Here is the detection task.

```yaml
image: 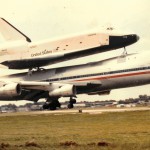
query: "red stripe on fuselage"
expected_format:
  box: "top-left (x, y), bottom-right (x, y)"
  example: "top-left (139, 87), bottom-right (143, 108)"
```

top-left (73, 70), bottom-right (150, 82)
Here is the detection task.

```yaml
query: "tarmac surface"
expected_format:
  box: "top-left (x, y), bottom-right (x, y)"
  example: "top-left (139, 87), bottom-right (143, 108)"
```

top-left (0, 107), bottom-right (150, 116)
top-left (36, 107), bottom-right (150, 114)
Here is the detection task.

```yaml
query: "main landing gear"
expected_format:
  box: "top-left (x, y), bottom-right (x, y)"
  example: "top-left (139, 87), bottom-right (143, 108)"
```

top-left (42, 97), bottom-right (77, 110)
top-left (67, 97), bottom-right (76, 109)
top-left (43, 97), bottom-right (61, 110)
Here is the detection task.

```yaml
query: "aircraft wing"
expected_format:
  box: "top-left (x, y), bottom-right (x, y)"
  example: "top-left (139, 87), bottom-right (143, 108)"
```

top-left (19, 81), bottom-right (102, 99)
top-left (0, 45), bottom-right (111, 69)
top-left (19, 81), bottom-right (102, 90)
top-left (0, 79), bottom-right (102, 101)
top-left (1, 53), bottom-right (64, 69)
top-left (0, 80), bottom-right (57, 101)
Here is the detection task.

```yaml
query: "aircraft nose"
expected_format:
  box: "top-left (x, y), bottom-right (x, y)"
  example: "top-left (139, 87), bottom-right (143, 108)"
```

top-left (108, 33), bottom-right (139, 50)
top-left (129, 34), bottom-right (140, 42)
top-left (136, 35), bottom-right (140, 41)
top-left (123, 34), bottom-right (140, 45)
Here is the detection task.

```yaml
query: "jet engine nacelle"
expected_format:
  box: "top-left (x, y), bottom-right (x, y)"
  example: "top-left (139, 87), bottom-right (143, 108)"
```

top-left (0, 83), bottom-right (21, 96)
top-left (49, 84), bottom-right (76, 97)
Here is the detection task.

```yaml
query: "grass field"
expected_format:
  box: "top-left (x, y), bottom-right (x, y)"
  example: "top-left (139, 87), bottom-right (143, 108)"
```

top-left (0, 110), bottom-right (149, 150)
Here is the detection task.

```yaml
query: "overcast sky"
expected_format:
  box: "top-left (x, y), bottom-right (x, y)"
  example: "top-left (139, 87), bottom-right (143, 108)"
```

top-left (0, 0), bottom-right (150, 105)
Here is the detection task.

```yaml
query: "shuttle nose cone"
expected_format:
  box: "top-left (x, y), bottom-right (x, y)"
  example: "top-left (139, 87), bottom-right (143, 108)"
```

top-left (136, 35), bottom-right (140, 41)
top-left (108, 33), bottom-right (139, 49)
top-left (122, 34), bottom-right (140, 46)
top-left (129, 34), bottom-right (140, 42)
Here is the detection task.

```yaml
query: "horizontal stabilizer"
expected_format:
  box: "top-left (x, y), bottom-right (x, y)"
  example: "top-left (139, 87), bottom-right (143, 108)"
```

top-left (0, 18), bottom-right (31, 42)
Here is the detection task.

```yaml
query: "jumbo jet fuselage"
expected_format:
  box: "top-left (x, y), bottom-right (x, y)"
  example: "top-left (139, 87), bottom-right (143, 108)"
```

top-left (2, 51), bottom-right (150, 101)
top-left (27, 52), bottom-right (150, 94)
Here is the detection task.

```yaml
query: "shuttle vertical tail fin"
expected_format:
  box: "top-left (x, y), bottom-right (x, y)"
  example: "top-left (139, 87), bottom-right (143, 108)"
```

top-left (0, 18), bottom-right (31, 42)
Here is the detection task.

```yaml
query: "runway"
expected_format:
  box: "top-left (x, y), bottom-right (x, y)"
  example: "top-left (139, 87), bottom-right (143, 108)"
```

top-left (35, 107), bottom-right (150, 115)
top-left (24, 107), bottom-right (150, 116)
top-left (0, 107), bottom-right (149, 116)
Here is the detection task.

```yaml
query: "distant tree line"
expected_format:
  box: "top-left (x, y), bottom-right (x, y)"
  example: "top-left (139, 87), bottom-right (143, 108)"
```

top-left (118, 94), bottom-right (150, 104)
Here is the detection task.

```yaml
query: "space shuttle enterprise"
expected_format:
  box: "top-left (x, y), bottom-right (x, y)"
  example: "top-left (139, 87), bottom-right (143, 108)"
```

top-left (0, 18), bottom-right (139, 70)
top-left (0, 18), bottom-right (142, 110)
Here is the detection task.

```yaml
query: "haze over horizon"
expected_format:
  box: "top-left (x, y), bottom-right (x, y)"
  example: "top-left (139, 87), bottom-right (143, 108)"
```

top-left (0, 0), bottom-right (150, 105)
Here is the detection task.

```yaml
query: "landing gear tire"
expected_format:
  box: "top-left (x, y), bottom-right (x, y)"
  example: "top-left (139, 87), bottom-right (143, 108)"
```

top-left (43, 98), bottom-right (61, 110)
top-left (43, 103), bottom-right (50, 110)
top-left (43, 103), bottom-right (57, 110)
top-left (70, 98), bottom-right (76, 104)
top-left (49, 105), bottom-right (57, 110)
top-left (68, 103), bottom-right (73, 109)
top-left (67, 97), bottom-right (76, 109)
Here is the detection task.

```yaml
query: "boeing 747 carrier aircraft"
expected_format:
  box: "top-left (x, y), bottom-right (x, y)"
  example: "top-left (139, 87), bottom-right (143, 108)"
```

top-left (0, 18), bottom-right (138, 71)
top-left (0, 49), bottom-right (150, 110)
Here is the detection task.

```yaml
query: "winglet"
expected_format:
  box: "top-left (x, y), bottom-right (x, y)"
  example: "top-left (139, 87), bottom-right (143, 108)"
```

top-left (0, 18), bottom-right (31, 42)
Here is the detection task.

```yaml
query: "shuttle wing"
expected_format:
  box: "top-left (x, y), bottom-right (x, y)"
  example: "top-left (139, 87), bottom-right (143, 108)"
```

top-left (1, 53), bottom-right (64, 69)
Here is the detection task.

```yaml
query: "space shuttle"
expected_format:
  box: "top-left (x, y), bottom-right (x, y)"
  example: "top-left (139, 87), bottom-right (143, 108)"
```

top-left (0, 18), bottom-right (139, 70)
